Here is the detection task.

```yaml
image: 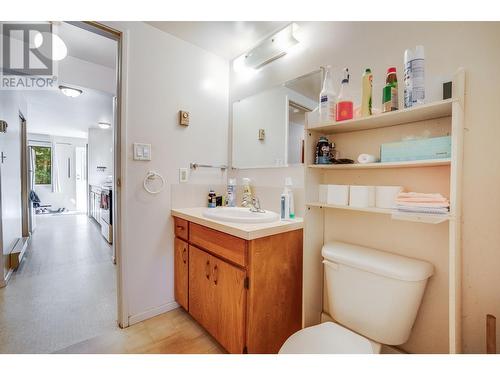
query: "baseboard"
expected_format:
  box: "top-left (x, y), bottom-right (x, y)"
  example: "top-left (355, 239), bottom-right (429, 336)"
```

top-left (128, 301), bottom-right (180, 326)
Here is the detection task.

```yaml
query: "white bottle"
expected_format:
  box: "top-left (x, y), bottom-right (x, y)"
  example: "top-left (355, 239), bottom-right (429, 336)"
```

top-left (285, 177), bottom-right (295, 219)
top-left (411, 45), bottom-right (425, 106)
top-left (227, 178), bottom-right (236, 207)
top-left (404, 48), bottom-right (413, 108)
top-left (319, 65), bottom-right (336, 123)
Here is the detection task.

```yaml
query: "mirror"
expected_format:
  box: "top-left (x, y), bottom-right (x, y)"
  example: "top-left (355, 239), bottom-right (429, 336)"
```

top-left (232, 70), bottom-right (322, 169)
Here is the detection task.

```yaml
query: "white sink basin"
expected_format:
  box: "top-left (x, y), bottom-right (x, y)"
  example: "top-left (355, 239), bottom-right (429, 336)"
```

top-left (203, 207), bottom-right (280, 224)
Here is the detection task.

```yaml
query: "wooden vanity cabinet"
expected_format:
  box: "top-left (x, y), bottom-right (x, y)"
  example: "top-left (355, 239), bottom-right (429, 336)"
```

top-left (173, 217), bottom-right (303, 354)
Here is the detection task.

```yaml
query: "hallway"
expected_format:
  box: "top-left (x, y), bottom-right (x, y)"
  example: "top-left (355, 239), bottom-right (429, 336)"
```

top-left (0, 214), bottom-right (117, 353)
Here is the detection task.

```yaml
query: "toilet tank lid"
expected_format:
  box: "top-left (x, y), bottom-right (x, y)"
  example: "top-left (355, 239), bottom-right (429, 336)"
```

top-left (322, 241), bottom-right (434, 281)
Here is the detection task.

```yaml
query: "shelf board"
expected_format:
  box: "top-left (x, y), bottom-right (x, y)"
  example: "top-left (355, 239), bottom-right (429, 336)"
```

top-left (308, 158), bottom-right (451, 170)
top-left (308, 99), bottom-right (454, 134)
top-left (306, 202), bottom-right (450, 224)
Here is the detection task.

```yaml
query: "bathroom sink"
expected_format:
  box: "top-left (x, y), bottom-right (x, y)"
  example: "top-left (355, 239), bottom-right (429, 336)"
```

top-left (203, 207), bottom-right (280, 224)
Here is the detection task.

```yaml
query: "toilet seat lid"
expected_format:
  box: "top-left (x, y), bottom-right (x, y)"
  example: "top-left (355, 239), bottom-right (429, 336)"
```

top-left (279, 322), bottom-right (378, 354)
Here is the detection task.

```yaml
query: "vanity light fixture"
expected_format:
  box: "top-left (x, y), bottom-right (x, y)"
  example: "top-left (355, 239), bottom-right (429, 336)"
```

top-left (98, 122), bottom-right (111, 129)
top-left (233, 23), bottom-right (300, 72)
top-left (59, 85), bottom-right (83, 98)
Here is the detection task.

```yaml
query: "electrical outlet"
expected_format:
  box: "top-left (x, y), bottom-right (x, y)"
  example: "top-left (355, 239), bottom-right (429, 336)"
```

top-left (179, 168), bottom-right (189, 183)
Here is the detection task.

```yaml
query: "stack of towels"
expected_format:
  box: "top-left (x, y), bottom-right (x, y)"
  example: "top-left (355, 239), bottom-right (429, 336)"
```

top-left (395, 192), bottom-right (450, 215)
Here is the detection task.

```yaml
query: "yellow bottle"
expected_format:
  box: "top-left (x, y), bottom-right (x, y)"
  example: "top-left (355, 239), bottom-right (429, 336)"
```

top-left (361, 68), bottom-right (373, 117)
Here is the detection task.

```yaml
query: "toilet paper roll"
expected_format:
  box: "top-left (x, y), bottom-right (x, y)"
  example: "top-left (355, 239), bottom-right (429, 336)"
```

top-left (357, 154), bottom-right (379, 164)
top-left (349, 186), bottom-right (375, 208)
top-left (375, 186), bottom-right (403, 209)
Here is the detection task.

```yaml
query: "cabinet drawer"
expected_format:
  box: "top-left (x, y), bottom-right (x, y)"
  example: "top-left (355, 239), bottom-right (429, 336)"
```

top-left (190, 223), bottom-right (247, 267)
top-left (174, 218), bottom-right (189, 241)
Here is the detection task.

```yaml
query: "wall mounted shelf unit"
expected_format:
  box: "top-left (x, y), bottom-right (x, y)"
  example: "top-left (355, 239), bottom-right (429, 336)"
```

top-left (303, 69), bottom-right (465, 354)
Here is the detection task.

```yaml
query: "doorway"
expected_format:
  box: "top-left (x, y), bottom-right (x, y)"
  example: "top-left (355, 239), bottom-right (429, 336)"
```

top-left (0, 21), bottom-right (124, 353)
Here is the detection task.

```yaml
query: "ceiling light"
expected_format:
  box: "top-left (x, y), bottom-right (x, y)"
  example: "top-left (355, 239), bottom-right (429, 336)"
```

top-left (233, 23), bottom-right (300, 72)
top-left (59, 85), bottom-right (82, 98)
top-left (34, 32), bottom-right (68, 61)
top-left (98, 122), bottom-right (111, 129)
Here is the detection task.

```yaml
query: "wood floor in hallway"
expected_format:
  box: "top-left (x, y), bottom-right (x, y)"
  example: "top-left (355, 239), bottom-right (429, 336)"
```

top-left (56, 307), bottom-right (225, 354)
top-left (0, 214), bottom-right (117, 353)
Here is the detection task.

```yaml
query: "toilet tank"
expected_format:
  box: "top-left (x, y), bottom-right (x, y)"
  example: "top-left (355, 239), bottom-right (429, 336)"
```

top-left (322, 241), bottom-right (434, 346)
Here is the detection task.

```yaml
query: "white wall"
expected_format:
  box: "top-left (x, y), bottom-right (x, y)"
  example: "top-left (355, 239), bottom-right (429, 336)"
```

top-left (107, 22), bottom-right (229, 323)
top-left (88, 128), bottom-right (113, 186)
top-left (229, 21), bottom-right (500, 353)
top-left (0, 91), bottom-right (26, 281)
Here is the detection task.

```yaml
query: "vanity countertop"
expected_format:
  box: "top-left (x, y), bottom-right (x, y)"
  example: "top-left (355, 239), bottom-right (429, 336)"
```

top-left (171, 207), bottom-right (303, 240)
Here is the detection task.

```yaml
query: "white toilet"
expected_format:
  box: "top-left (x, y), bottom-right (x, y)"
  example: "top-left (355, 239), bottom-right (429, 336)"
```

top-left (280, 241), bottom-right (434, 354)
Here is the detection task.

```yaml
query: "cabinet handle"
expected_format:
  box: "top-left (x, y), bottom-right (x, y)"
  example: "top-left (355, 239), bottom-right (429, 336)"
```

top-left (182, 247), bottom-right (187, 264)
top-left (176, 225), bottom-right (185, 231)
top-left (205, 260), bottom-right (210, 279)
top-left (213, 264), bottom-right (218, 285)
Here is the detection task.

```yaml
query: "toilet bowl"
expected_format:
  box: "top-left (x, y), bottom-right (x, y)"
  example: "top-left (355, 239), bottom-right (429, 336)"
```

top-left (279, 322), bottom-right (381, 354)
top-left (279, 241), bottom-right (434, 354)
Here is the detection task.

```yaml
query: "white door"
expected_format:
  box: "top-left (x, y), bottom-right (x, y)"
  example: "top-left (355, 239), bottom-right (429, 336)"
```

top-left (55, 143), bottom-right (76, 211)
top-left (75, 146), bottom-right (87, 213)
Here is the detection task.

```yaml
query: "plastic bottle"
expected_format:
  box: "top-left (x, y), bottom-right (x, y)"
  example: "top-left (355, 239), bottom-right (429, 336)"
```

top-left (241, 178), bottom-right (252, 207)
top-left (280, 184), bottom-right (290, 221)
top-left (208, 189), bottom-right (216, 208)
top-left (404, 49), bottom-right (413, 108)
top-left (382, 67), bottom-right (399, 113)
top-left (361, 68), bottom-right (373, 117)
top-left (335, 68), bottom-right (353, 121)
top-left (319, 65), bottom-right (336, 123)
top-left (227, 178), bottom-right (236, 207)
top-left (411, 45), bottom-right (425, 106)
top-left (285, 177), bottom-right (295, 219)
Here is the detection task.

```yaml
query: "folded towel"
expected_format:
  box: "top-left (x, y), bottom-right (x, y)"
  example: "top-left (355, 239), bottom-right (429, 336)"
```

top-left (396, 206), bottom-right (449, 215)
top-left (396, 197), bottom-right (449, 203)
top-left (397, 192), bottom-right (446, 199)
top-left (395, 201), bottom-right (449, 208)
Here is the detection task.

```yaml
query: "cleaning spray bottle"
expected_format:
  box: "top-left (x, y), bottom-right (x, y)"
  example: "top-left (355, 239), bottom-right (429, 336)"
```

top-left (336, 68), bottom-right (353, 121)
top-left (319, 65), bottom-right (336, 123)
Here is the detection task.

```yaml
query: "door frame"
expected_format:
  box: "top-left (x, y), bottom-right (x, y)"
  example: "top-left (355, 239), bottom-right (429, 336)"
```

top-left (67, 21), bottom-right (128, 328)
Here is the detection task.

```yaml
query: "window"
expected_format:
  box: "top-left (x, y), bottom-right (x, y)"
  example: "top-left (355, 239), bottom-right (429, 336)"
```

top-left (33, 146), bottom-right (52, 185)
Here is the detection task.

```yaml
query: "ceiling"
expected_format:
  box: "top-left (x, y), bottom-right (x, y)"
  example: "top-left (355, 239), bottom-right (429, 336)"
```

top-left (25, 87), bottom-right (114, 139)
top-left (147, 21), bottom-right (290, 60)
top-left (58, 22), bottom-right (117, 68)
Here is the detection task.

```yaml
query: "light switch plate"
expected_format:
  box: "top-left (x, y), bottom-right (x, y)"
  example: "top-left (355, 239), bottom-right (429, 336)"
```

top-left (133, 143), bottom-right (152, 161)
top-left (179, 168), bottom-right (189, 183)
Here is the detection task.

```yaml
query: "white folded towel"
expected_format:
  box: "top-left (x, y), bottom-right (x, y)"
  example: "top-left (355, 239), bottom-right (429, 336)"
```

top-left (357, 154), bottom-right (379, 164)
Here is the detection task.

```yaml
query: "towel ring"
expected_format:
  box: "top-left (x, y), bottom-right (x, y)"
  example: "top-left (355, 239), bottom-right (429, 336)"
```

top-left (143, 171), bottom-right (166, 194)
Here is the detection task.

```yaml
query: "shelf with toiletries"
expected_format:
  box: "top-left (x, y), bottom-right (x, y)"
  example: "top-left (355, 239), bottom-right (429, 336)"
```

top-left (306, 202), bottom-right (451, 224)
top-left (308, 158), bottom-right (451, 170)
top-left (304, 66), bottom-right (465, 354)
top-left (308, 98), bottom-right (453, 134)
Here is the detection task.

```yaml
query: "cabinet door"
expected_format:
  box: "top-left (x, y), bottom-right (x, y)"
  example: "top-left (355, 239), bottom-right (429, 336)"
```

top-left (189, 246), bottom-right (246, 354)
top-left (174, 238), bottom-right (189, 310)
top-left (210, 255), bottom-right (246, 354)
top-left (189, 245), bottom-right (215, 334)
